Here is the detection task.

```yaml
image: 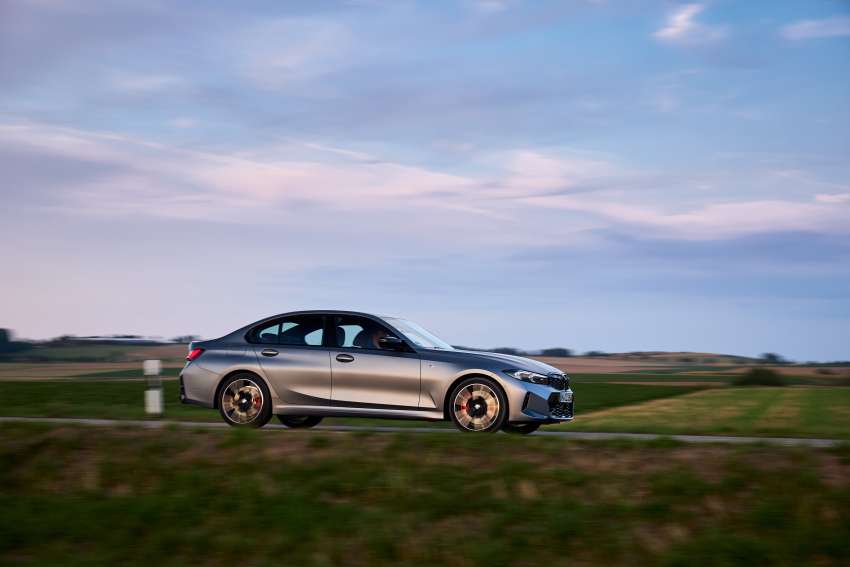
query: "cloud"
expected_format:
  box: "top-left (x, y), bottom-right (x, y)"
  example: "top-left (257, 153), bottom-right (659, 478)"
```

top-left (816, 193), bottom-right (850, 204)
top-left (654, 3), bottom-right (727, 46)
top-left (0, 122), bottom-right (479, 224)
top-left (498, 150), bottom-right (613, 193)
top-left (781, 16), bottom-right (850, 40)
top-left (520, 195), bottom-right (850, 240)
top-left (3, 122), bottom-right (849, 244)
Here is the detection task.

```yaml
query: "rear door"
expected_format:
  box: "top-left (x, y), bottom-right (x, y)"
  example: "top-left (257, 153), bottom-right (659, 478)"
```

top-left (251, 315), bottom-right (332, 406)
top-left (329, 315), bottom-right (421, 408)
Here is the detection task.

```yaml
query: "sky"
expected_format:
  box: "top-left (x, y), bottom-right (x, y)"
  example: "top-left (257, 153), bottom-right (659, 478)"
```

top-left (1, 0), bottom-right (849, 360)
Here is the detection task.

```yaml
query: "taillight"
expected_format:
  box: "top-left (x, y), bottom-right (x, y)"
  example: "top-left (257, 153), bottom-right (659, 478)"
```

top-left (186, 348), bottom-right (204, 361)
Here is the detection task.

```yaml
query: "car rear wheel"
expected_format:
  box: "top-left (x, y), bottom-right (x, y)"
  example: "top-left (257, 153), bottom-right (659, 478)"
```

top-left (502, 423), bottom-right (541, 435)
top-left (218, 374), bottom-right (272, 428)
top-left (449, 377), bottom-right (507, 433)
top-left (277, 415), bottom-right (323, 428)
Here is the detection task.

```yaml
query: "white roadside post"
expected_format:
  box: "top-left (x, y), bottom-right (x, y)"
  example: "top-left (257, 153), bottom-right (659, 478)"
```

top-left (143, 359), bottom-right (163, 417)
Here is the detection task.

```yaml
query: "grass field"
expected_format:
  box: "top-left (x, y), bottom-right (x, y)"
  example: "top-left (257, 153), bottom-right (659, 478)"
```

top-left (0, 380), bottom-right (703, 427)
top-left (1, 424), bottom-right (848, 566)
top-left (72, 367), bottom-right (184, 379)
top-left (560, 387), bottom-right (850, 439)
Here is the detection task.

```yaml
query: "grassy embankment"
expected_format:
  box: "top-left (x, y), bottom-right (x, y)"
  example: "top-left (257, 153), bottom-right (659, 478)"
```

top-left (1, 424), bottom-right (848, 566)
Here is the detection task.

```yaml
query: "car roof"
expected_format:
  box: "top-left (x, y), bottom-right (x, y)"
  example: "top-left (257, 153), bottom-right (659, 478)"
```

top-left (263, 309), bottom-right (384, 319)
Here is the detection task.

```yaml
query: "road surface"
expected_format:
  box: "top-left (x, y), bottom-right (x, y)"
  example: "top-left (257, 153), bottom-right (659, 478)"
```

top-left (0, 416), bottom-right (844, 447)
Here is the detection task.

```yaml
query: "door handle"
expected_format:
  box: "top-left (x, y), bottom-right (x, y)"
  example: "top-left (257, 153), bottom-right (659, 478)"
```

top-left (261, 349), bottom-right (279, 357)
top-left (336, 353), bottom-right (354, 363)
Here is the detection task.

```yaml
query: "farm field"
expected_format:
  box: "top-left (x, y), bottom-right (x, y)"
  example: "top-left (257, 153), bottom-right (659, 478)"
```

top-left (0, 379), bottom-right (703, 428)
top-left (3, 375), bottom-right (850, 439)
top-left (1, 349), bottom-right (849, 439)
top-left (558, 387), bottom-right (850, 439)
top-left (1, 423), bottom-right (848, 566)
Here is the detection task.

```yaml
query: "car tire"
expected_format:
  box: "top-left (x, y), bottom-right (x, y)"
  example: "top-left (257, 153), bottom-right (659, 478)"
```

top-left (502, 423), bottom-right (541, 435)
top-left (448, 377), bottom-right (508, 433)
top-left (218, 373), bottom-right (272, 428)
top-left (277, 415), bottom-right (323, 429)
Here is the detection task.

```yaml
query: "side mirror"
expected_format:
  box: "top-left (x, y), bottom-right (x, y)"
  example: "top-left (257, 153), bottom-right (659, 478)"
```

top-left (378, 335), bottom-right (405, 351)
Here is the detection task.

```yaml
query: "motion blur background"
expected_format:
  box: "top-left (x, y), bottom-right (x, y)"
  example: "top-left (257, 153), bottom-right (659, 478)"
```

top-left (1, 1), bottom-right (849, 566)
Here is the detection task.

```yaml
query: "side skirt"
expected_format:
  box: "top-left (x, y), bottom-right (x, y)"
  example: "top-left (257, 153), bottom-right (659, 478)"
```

top-left (273, 405), bottom-right (445, 421)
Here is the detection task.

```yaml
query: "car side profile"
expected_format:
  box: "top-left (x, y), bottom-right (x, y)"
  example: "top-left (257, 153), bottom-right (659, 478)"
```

top-left (180, 311), bottom-right (574, 434)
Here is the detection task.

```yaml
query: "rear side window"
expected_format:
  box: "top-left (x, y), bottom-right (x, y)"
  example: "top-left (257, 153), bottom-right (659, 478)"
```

top-left (255, 322), bottom-right (280, 344)
top-left (250, 316), bottom-right (325, 346)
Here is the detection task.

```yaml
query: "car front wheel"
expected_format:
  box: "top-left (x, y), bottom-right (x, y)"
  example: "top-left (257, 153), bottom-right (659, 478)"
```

top-left (448, 377), bottom-right (508, 433)
top-left (218, 373), bottom-right (272, 428)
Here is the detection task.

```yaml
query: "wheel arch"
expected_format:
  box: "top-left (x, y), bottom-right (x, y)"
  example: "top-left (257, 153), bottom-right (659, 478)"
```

top-left (442, 372), bottom-right (509, 421)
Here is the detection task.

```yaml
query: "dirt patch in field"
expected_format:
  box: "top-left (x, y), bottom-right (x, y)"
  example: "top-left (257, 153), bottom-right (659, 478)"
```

top-left (534, 357), bottom-right (680, 374)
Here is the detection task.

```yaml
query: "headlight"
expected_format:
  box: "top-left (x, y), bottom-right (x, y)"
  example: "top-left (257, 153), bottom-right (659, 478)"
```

top-left (504, 369), bottom-right (550, 385)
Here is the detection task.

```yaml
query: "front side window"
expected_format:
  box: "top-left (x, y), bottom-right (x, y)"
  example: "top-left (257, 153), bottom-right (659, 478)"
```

top-left (251, 315), bottom-right (325, 346)
top-left (333, 315), bottom-right (394, 350)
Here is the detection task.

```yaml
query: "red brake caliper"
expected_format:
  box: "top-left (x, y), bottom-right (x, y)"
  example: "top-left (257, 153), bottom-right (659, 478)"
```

top-left (253, 395), bottom-right (262, 409)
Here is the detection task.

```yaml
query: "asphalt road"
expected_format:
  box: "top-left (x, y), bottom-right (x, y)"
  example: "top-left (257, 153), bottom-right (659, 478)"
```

top-left (0, 416), bottom-right (844, 447)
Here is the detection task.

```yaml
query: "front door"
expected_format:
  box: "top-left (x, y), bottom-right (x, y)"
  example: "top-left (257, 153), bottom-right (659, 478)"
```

top-left (329, 315), bottom-right (421, 408)
top-left (252, 315), bottom-right (332, 406)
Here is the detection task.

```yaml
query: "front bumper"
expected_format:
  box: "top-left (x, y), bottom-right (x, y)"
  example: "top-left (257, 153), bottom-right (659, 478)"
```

top-left (516, 385), bottom-right (574, 423)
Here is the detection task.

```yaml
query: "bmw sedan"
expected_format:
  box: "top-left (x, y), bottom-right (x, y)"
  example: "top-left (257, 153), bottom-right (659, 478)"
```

top-left (180, 311), bottom-right (574, 434)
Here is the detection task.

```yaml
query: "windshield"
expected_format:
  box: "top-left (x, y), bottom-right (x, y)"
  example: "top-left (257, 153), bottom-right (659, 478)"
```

top-left (381, 317), bottom-right (455, 350)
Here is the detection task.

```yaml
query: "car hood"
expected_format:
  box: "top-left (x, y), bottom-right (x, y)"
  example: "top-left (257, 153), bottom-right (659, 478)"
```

top-left (437, 349), bottom-right (564, 375)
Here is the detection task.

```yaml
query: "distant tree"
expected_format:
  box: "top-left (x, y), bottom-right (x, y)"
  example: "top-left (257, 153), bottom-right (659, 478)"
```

top-left (491, 347), bottom-right (525, 355)
top-left (541, 348), bottom-right (572, 357)
top-left (734, 368), bottom-right (785, 386)
top-left (172, 335), bottom-right (201, 344)
top-left (584, 350), bottom-right (609, 357)
top-left (759, 352), bottom-right (786, 365)
top-left (0, 329), bottom-right (33, 355)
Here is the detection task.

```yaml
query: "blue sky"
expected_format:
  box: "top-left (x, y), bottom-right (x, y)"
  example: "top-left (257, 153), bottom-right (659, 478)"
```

top-left (1, 0), bottom-right (849, 360)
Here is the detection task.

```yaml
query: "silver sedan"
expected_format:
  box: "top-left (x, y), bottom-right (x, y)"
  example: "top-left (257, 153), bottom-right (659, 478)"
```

top-left (179, 311), bottom-right (574, 434)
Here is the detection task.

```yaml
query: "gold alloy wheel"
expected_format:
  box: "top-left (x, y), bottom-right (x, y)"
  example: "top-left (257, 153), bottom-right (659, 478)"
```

top-left (452, 383), bottom-right (501, 431)
top-left (220, 378), bottom-right (264, 424)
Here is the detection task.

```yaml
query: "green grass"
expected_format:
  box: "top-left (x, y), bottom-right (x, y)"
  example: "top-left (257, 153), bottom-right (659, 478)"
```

top-left (0, 380), bottom-right (213, 421)
top-left (4, 379), bottom-right (849, 439)
top-left (0, 343), bottom-right (154, 362)
top-left (571, 383), bottom-right (704, 412)
top-left (72, 367), bottom-right (183, 379)
top-left (573, 373), bottom-right (850, 386)
top-left (558, 387), bottom-right (850, 439)
top-left (0, 380), bottom-right (702, 428)
top-left (1, 424), bottom-right (848, 566)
